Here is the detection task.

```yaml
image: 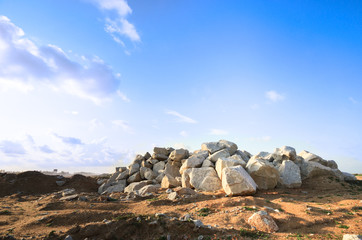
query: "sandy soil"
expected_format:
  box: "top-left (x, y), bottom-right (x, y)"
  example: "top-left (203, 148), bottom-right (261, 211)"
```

top-left (0, 172), bottom-right (361, 240)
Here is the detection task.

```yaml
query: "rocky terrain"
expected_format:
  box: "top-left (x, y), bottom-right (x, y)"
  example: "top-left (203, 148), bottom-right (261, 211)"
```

top-left (0, 140), bottom-right (361, 240)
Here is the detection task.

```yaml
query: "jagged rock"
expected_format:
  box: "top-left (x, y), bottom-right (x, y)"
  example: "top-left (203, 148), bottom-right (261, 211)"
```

top-left (152, 153), bottom-right (168, 161)
top-left (168, 192), bottom-right (178, 200)
top-left (144, 152), bottom-right (151, 160)
top-left (153, 161), bottom-right (165, 174)
top-left (174, 187), bottom-right (197, 196)
top-left (246, 158), bottom-right (279, 190)
top-left (179, 155), bottom-right (205, 174)
top-left (192, 150), bottom-right (209, 160)
top-left (250, 152), bottom-right (274, 162)
top-left (278, 160), bottom-right (302, 188)
top-left (183, 167), bottom-right (222, 192)
top-left (300, 161), bottom-right (341, 180)
top-left (201, 159), bottom-right (214, 168)
top-left (169, 149), bottom-right (189, 162)
top-left (133, 154), bottom-right (144, 164)
top-left (161, 174), bottom-right (180, 188)
top-left (229, 154), bottom-right (247, 167)
top-left (234, 150), bottom-right (250, 162)
top-left (124, 181), bottom-right (153, 193)
top-left (140, 167), bottom-right (156, 180)
top-left (342, 234), bottom-right (362, 240)
top-left (274, 146), bottom-right (297, 161)
top-left (209, 149), bottom-right (230, 163)
top-left (248, 211), bottom-right (279, 233)
top-left (221, 166), bottom-right (257, 196)
top-left (326, 160), bottom-right (338, 169)
top-left (153, 147), bottom-right (169, 156)
top-left (103, 180), bottom-right (127, 194)
top-left (218, 140), bottom-right (238, 155)
top-left (147, 158), bottom-right (159, 165)
top-left (127, 172), bottom-right (142, 183)
top-left (141, 160), bottom-right (152, 168)
top-left (298, 150), bottom-right (337, 168)
top-left (155, 172), bottom-right (165, 183)
top-left (181, 171), bottom-right (192, 188)
top-left (128, 163), bottom-right (140, 176)
top-left (215, 157), bottom-right (242, 179)
top-left (115, 170), bottom-right (129, 180)
top-left (342, 172), bottom-right (357, 181)
top-left (138, 184), bottom-right (160, 196)
top-left (201, 142), bottom-right (223, 154)
top-left (60, 194), bottom-right (79, 201)
top-left (163, 162), bottom-right (181, 178)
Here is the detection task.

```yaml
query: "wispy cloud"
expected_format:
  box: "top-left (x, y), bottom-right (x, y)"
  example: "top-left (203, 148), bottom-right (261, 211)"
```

top-left (0, 140), bottom-right (26, 155)
top-left (112, 119), bottom-right (133, 133)
top-left (0, 16), bottom-right (122, 104)
top-left (349, 97), bottom-right (358, 104)
top-left (89, 118), bottom-right (104, 130)
top-left (166, 110), bottom-right (197, 124)
top-left (90, 0), bottom-right (140, 46)
top-left (265, 90), bottom-right (285, 102)
top-left (209, 129), bottom-right (229, 135)
top-left (53, 134), bottom-right (83, 145)
top-left (117, 90), bottom-right (131, 102)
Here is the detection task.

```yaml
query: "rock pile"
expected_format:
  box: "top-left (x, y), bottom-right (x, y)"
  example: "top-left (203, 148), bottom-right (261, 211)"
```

top-left (98, 140), bottom-right (356, 196)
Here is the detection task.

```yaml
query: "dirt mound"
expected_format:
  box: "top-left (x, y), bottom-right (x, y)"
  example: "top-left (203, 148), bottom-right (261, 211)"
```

top-left (0, 171), bottom-right (98, 197)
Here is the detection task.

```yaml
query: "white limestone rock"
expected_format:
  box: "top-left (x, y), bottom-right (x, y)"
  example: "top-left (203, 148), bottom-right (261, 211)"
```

top-left (169, 149), bottom-right (189, 162)
top-left (221, 166), bottom-right (257, 196)
top-left (201, 142), bottom-right (223, 154)
top-left (278, 160), bottom-right (302, 188)
top-left (218, 140), bottom-right (238, 155)
top-left (209, 149), bottom-right (230, 163)
top-left (184, 167), bottom-right (222, 192)
top-left (215, 157), bottom-right (242, 179)
top-left (153, 161), bottom-right (166, 174)
top-left (246, 158), bottom-right (279, 190)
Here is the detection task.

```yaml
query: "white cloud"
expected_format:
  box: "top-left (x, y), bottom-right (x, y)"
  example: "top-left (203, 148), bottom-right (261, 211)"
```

top-left (112, 119), bottom-right (133, 133)
top-left (166, 110), bottom-right (197, 124)
top-left (209, 129), bottom-right (229, 135)
top-left (0, 16), bottom-right (122, 104)
top-left (349, 97), bottom-right (358, 104)
top-left (91, 0), bottom-right (140, 44)
top-left (180, 130), bottom-right (188, 137)
top-left (265, 90), bottom-right (285, 102)
top-left (89, 118), bottom-right (104, 130)
top-left (117, 90), bottom-right (131, 102)
top-left (0, 134), bottom-right (133, 172)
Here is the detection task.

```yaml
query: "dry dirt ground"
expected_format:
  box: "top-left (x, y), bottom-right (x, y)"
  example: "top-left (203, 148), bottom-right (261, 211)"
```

top-left (0, 171), bottom-right (361, 240)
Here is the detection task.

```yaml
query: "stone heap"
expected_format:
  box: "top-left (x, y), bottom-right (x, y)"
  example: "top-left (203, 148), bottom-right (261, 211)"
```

top-left (98, 140), bottom-right (356, 196)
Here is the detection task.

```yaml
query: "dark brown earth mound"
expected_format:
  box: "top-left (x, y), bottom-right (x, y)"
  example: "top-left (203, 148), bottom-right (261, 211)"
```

top-left (0, 171), bottom-right (98, 197)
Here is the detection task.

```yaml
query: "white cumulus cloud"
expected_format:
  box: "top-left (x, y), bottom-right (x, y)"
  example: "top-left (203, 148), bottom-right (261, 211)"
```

top-left (0, 16), bottom-right (122, 104)
top-left (265, 90), bottom-right (285, 102)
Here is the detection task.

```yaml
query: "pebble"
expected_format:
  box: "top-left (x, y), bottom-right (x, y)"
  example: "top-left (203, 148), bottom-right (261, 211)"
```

top-left (193, 219), bottom-right (203, 228)
top-left (64, 235), bottom-right (73, 240)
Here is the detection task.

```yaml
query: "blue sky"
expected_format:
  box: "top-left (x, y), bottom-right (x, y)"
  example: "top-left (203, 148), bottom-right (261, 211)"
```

top-left (0, 0), bottom-right (361, 173)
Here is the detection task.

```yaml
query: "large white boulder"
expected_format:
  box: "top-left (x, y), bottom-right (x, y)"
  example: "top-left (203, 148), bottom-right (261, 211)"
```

top-left (124, 180), bottom-right (153, 193)
top-left (161, 174), bottom-right (181, 188)
top-left (218, 140), bottom-right (238, 155)
top-left (169, 149), bottom-right (189, 162)
top-left (274, 146), bottom-right (297, 161)
top-left (179, 155), bottom-right (205, 174)
top-left (128, 163), bottom-right (140, 176)
top-left (209, 149), bottom-right (230, 163)
top-left (153, 161), bottom-right (165, 174)
top-left (278, 160), bottom-right (302, 188)
top-left (215, 157), bottom-right (242, 179)
top-left (248, 211), bottom-right (279, 233)
top-left (201, 142), bottom-right (223, 154)
top-left (300, 161), bottom-right (342, 180)
top-left (222, 166), bottom-right (257, 196)
top-left (246, 158), bottom-right (279, 190)
top-left (163, 162), bottom-right (181, 178)
top-left (183, 167), bottom-right (222, 192)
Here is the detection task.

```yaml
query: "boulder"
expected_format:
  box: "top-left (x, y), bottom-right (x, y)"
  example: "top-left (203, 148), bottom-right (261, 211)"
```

top-left (138, 184), bottom-right (160, 196)
top-left (342, 234), bottom-right (362, 240)
top-left (153, 147), bottom-right (169, 156)
top-left (153, 161), bottom-right (165, 174)
top-left (169, 149), bottom-right (189, 162)
top-left (248, 211), bottom-right (279, 233)
top-left (132, 154), bottom-right (144, 164)
top-left (103, 180), bottom-right (127, 194)
top-left (161, 174), bottom-right (180, 188)
top-left (184, 167), bottom-right (222, 192)
top-left (201, 159), bottom-right (214, 168)
top-left (234, 150), bottom-right (250, 162)
top-left (140, 167), bottom-right (157, 180)
top-left (274, 146), bottom-right (297, 161)
top-left (152, 153), bottom-right (168, 161)
top-left (124, 180), bottom-right (153, 193)
top-left (163, 162), bottom-right (181, 178)
top-left (300, 161), bottom-right (341, 180)
top-left (215, 157), bottom-right (242, 179)
top-left (278, 160), bottom-right (302, 188)
top-left (179, 155), bottom-right (205, 174)
top-left (115, 170), bottom-right (129, 180)
top-left (144, 152), bottom-right (151, 160)
top-left (342, 172), bottom-right (357, 181)
top-left (174, 187), bottom-right (197, 196)
top-left (141, 160), bottom-right (152, 168)
top-left (298, 150), bottom-right (335, 168)
top-left (181, 171), bottom-right (192, 188)
top-left (229, 154), bottom-right (247, 167)
top-left (218, 140), bottom-right (238, 155)
top-left (209, 149), bottom-right (230, 163)
top-left (127, 172), bottom-right (142, 183)
top-left (222, 166), bottom-right (257, 196)
top-left (128, 163), bottom-right (140, 176)
top-left (249, 152), bottom-right (274, 162)
top-left (155, 172), bottom-right (165, 183)
top-left (246, 158), bottom-right (279, 190)
top-left (148, 158), bottom-right (159, 165)
top-left (201, 142), bottom-right (223, 154)
top-left (192, 150), bottom-right (209, 160)
top-left (168, 192), bottom-right (178, 200)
